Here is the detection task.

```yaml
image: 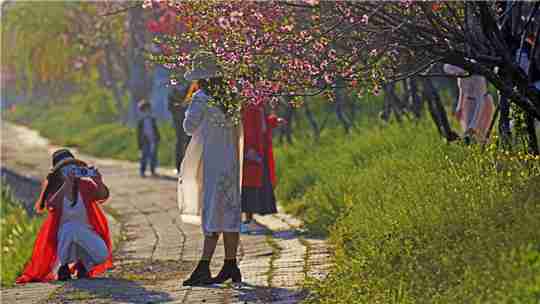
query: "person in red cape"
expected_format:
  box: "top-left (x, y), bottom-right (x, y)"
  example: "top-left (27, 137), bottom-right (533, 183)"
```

top-left (16, 149), bottom-right (113, 284)
top-left (240, 103), bottom-right (286, 233)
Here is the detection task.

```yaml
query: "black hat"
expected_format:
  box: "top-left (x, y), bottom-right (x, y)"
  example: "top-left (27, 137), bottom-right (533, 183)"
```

top-left (51, 149), bottom-right (87, 173)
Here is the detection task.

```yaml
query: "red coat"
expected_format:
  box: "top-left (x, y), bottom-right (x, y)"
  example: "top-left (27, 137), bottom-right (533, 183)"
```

top-left (16, 179), bottom-right (113, 284)
top-left (242, 105), bottom-right (279, 188)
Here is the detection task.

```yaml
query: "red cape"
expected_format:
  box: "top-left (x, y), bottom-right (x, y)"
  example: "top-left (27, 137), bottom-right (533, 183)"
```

top-left (16, 179), bottom-right (113, 284)
top-left (242, 105), bottom-right (278, 188)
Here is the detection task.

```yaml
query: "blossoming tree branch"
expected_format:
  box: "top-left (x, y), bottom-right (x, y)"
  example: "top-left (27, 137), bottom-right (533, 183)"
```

top-left (144, 0), bottom-right (540, 150)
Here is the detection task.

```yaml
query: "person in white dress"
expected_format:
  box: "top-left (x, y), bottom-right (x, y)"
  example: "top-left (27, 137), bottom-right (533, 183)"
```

top-left (178, 51), bottom-right (243, 285)
top-left (50, 149), bottom-right (110, 281)
top-left (56, 189), bottom-right (109, 280)
top-left (17, 149), bottom-right (113, 283)
top-left (443, 64), bottom-right (495, 142)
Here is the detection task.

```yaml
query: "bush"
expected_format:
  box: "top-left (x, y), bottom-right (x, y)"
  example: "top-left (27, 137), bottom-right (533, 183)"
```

top-left (273, 120), bottom-right (540, 303)
top-left (0, 183), bottom-right (44, 287)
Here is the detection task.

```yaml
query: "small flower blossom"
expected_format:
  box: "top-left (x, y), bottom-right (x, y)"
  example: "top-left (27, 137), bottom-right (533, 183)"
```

top-left (218, 17), bottom-right (231, 29)
top-left (324, 73), bottom-right (334, 84)
top-left (142, 0), bottom-right (153, 9)
top-left (361, 14), bottom-right (369, 24)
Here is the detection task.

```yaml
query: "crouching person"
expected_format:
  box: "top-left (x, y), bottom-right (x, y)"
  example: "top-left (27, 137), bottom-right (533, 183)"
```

top-left (16, 149), bottom-right (113, 283)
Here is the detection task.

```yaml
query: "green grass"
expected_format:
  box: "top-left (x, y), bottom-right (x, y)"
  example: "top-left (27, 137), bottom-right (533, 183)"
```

top-left (273, 120), bottom-right (540, 303)
top-left (0, 183), bottom-right (44, 287)
top-left (6, 83), bottom-right (540, 301)
top-left (4, 85), bottom-right (383, 171)
top-left (6, 85), bottom-right (178, 168)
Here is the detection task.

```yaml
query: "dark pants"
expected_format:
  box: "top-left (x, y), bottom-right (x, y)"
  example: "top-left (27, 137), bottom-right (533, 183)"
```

top-left (140, 141), bottom-right (158, 175)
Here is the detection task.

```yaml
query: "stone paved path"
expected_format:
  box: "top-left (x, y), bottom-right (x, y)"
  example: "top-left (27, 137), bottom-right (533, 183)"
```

top-left (0, 122), bottom-right (330, 304)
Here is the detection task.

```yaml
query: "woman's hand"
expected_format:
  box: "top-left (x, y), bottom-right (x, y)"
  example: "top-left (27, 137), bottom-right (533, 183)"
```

top-left (89, 166), bottom-right (110, 201)
top-left (276, 117), bottom-right (287, 126)
top-left (89, 166), bottom-right (103, 183)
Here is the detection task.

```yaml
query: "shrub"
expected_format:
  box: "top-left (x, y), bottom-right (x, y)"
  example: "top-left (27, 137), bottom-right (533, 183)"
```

top-left (0, 183), bottom-right (43, 287)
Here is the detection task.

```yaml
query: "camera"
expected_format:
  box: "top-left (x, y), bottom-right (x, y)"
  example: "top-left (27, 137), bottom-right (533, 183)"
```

top-left (62, 165), bottom-right (97, 178)
top-left (74, 167), bottom-right (97, 178)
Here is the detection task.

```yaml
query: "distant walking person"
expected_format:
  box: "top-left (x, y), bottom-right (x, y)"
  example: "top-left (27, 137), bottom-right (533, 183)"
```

top-left (168, 85), bottom-right (189, 174)
top-left (241, 104), bottom-right (285, 233)
top-left (17, 149), bottom-right (112, 283)
top-left (178, 51), bottom-right (243, 285)
top-left (443, 64), bottom-right (495, 142)
top-left (137, 100), bottom-right (161, 177)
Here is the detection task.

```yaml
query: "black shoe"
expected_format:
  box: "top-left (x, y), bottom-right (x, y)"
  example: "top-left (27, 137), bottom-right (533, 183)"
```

top-left (57, 264), bottom-right (71, 281)
top-left (76, 262), bottom-right (89, 279)
top-left (182, 260), bottom-right (212, 286)
top-left (210, 259), bottom-right (242, 284)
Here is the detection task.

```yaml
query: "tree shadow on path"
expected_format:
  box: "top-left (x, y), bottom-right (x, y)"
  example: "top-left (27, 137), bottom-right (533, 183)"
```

top-left (59, 277), bottom-right (174, 303)
top-left (235, 282), bottom-right (308, 303)
top-left (192, 282), bottom-right (307, 303)
top-left (256, 227), bottom-right (327, 242)
top-left (147, 173), bottom-right (178, 182)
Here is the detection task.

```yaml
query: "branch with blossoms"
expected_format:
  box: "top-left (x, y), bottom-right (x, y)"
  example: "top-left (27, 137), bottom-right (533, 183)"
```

top-left (143, 0), bottom-right (540, 122)
top-left (145, 1), bottom-right (373, 107)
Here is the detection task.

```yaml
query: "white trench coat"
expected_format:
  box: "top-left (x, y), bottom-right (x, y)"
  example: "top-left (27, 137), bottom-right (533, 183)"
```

top-left (177, 90), bottom-right (243, 235)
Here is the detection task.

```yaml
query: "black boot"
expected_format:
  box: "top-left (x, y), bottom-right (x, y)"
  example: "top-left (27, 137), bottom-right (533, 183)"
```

top-left (210, 259), bottom-right (242, 284)
top-left (76, 261), bottom-right (89, 279)
top-left (57, 264), bottom-right (71, 281)
top-left (182, 260), bottom-right (212, 286)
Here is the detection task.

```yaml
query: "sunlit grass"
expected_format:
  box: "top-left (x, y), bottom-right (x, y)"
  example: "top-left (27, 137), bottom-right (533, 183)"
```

top-left (274, 119), bottom-right (540, 303)
top-left (6, 86), bottom-right (178, 168)
top-left (0, 183), bottom-right (44, 287)
top-left (6, 85), bottom-right (540, 301)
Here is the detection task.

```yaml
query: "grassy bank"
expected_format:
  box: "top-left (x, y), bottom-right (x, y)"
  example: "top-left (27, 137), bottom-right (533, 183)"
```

top-left (5, 82), bottom-right (387, 170)
top-left (6, 86), bottom-right (177, 168)
top-left (0, 183), bottom-right (44, 287)
top-left (7, 85), bottom-right (540, 302)
top-left (273, 120), bottom-right (540, 303)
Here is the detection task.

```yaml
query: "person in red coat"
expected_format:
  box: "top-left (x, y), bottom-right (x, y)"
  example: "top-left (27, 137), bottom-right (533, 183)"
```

top-left (16, 149), bottom-right (113, 283)
top-left (241, 104), bottom-right (285, 233)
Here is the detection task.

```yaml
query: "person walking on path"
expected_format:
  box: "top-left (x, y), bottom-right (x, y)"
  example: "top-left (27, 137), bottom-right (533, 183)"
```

top-left (241, 103), bottom-right (285, 233)
top-left (16, 149), bottom-right (112, 283)
top-left (137, 100), bottom-right (161, 177)
top-left (443, 64), bottom-right (495, 143)
top-left (168, 85), bottom-right (190, 174)
top-left (177, 51), bottom-right (244, 286)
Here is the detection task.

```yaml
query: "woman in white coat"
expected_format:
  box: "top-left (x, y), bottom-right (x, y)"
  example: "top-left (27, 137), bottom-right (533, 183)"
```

top-left (178, 51), bottom-right (243, 286)
top-left (443, 64), bottom-right (495, 142)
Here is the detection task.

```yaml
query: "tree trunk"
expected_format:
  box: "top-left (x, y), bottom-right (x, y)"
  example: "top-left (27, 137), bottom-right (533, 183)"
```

top-left (149, 65), bottom-right (173, 120)
top-left (304, 98), bottom-right (320, 141)
top-left (349, 97), bottom-right (358, 121)
top-left (525, 112), bottom-right (539, 155)
top-left (498, 93), bottom-right (512, 147)
top-left (333, 77), bottom-right (352, 133)
top-left (279, 100), bottom-right (295, 144)
top-left (126, 6), bottom-right (150, 126)
top-left (423, 78), bottom-right (459, 141)
top-left (103, 44), bottom-right (126, 122)
top-left (408, 77), bottom-right (423, 119)
top-left (383, 83), bottom-right (404, 123)
top-left (381, 90), bottom-right (391, 122)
